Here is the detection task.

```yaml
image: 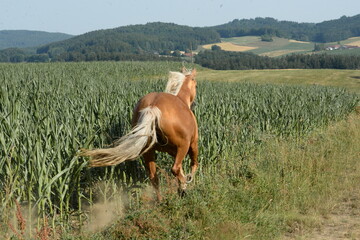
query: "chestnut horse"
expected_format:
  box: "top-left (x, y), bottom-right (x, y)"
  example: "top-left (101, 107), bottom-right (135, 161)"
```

top-left (81, 68), bottom-right (198, 201)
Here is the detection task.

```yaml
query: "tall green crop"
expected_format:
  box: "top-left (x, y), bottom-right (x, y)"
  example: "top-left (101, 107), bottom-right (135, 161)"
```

top-left (0, 62), bottom-right (358, 232)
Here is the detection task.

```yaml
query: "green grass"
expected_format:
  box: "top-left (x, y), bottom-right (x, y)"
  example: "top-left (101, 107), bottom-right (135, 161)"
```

top-left (199, 69), bottom-right (360, 94)
top-left (221, 36), bottom-right (261, 45)
top-left (325, 36), bottom-right (360, 47)
top-left (0, 62), bottom-right (358, 239)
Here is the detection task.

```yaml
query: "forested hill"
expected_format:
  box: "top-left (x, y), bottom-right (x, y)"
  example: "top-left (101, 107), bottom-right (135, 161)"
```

top-left (0, 30), bottom-right (73, 50)
top-left (211, 14), bottom-right (360, 42)
top-left (36, 22), bottom-right (220, 61)
top-left (1, 15), bottom-right (360, 63)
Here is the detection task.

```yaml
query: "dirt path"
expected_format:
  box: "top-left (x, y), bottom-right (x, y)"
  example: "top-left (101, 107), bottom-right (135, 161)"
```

top-left (285, 187), bottom-right (360, 240)
top-left (282, 114), bottom-right (360, 240)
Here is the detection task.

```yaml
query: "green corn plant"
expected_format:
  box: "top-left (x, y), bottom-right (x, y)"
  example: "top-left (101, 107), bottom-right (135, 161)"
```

top-left (0, 62), bottom-right (358, 235)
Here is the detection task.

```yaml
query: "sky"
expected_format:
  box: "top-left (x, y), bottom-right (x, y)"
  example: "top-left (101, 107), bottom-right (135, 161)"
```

top-left (1, 0), bottom-right (359, 35)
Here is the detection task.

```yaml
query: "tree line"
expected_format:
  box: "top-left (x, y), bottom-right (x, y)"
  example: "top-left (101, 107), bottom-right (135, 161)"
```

top-left (0, 48), bottom-right (183, 62)
top-left (211, 15), bottom-right (360, 43)
top-left (195, 49), bottom-right (360, 70)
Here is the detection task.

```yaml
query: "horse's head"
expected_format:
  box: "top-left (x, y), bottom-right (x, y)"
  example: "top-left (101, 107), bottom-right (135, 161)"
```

top-left (183, 68), bottom-right (197, 105)
top-left (165, 68), bottom-right (197, 109)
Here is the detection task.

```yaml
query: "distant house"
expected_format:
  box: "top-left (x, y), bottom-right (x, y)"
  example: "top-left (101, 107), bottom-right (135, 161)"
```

top-left (343, 45), bottom-right (359, 49)
top-left (183, 52), bottom-right (197, 57)
top-left (170, 50), bottom-right (184, 54)
top-left (325, 44), bottom-right (359, 51)
top-left (325, 45), bottom-right (341, 51)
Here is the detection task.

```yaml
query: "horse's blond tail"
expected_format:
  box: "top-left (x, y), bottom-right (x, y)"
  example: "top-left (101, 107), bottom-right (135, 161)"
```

top-left (81, 106), bottom-right (161, 167)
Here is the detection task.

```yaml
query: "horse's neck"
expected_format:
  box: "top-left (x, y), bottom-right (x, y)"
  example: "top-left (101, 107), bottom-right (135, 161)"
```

top-left (177, 87), bottom-right (192, 108)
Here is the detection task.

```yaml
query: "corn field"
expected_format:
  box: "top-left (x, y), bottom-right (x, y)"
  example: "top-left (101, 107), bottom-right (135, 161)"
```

top-left (0, 62), bottom-right (358, 232)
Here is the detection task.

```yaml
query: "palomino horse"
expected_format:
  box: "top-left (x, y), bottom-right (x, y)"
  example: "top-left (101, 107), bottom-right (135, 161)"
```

top-left (81, 68), bottom-right (198, 201)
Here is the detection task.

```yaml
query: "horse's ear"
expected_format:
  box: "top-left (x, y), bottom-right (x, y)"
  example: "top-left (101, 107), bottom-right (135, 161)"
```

top-left (191, 68), bottom-right (197, 77)
top-left (181, 66), bottom-right (187, 74)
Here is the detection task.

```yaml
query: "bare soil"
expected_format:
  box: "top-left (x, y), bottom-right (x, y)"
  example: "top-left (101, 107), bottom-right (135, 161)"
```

top-left (283, 189), bottom-right (360, 240)
top-left (305, 191), bottom-right (360, 239)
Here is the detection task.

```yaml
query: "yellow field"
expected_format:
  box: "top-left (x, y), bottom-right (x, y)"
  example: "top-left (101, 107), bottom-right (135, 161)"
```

top-left (343, 37), bottom-right (360, 47)
top-left (288, 39), bottom-right (311, 44)
top-left (348, 40), bottom-right (360, 47)
top-left (202, 42), bottom-right (257, 52)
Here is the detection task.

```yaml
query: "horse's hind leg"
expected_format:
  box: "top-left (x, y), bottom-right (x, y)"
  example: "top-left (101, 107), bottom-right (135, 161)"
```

top-left (143, 149), bottom-right (162, 201)
top-left (171, 145), bottom-right (189, 194)
top-left (187, 141), bottom-right (198, 183)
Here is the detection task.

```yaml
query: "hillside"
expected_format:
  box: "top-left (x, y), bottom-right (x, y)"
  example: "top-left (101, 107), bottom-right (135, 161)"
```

top-left (37, 15), bottom-right (359, 62)
top-left (35, 22), bottom-right (220, 61)
top-left (202, 36), bottom-right (360, 57)
top-left (0, 14), bottom-right (359, 63)
top-left (0, 30), bottom-right (73, 50)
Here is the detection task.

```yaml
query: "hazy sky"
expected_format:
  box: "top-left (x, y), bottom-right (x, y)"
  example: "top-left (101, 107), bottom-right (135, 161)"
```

top-left (1, 0), bottom-right (359, 35)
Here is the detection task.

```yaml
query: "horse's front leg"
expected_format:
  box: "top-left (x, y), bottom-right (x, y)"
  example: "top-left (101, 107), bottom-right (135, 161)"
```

top-left (143, 149), bottom-right (162, 201)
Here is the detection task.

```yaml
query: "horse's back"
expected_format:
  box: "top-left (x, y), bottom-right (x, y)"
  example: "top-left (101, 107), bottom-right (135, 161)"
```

top-left (133, 92), bottom-right (197, 147)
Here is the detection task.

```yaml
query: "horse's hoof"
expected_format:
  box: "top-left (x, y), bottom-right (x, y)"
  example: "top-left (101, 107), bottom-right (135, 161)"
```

top-left (156, 194), bottom-right (163, 202)
top-left (178, 188), bottom-right (187, 198)
top-left (178, 182), bottom-right (187, 197)
top-left (186, 174), bottom-right (193, 184)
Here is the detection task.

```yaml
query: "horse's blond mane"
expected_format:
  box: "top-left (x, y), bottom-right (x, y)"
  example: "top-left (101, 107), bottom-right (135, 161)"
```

top-left (164, 70), bottom-right (191, 95)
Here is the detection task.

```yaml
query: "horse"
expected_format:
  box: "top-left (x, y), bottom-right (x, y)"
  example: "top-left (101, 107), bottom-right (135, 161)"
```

top-left (81, 68), bottom-right (198, 201)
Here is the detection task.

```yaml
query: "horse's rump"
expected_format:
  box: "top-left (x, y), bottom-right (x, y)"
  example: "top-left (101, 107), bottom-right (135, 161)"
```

top-left (134, 92), bottom-right (197, 148)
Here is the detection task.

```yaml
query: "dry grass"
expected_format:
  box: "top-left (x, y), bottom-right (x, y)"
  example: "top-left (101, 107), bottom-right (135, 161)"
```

top-left (288, 40), bottom-right (311, 44)
top-left (4, 200), bottom-right (53, 240)
top-left (202, 42), bottom-right (257, 52)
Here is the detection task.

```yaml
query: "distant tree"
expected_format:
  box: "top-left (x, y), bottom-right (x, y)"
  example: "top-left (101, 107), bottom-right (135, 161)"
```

top-left (159, 50), bottom-right (171, 55)
top-left (172, 50), bottom-right (181, 57)
top-left (86, 52), bottom-right (97, 61)
top-left (11, 54), bottom-right (25, 62)
top-left (314, 43), bottom-right (325, 51)
top-left (261, 35), bottom-right (273, 42)
top-left (68, 52), bottom-right (85, 62)
top-left (211, 45), bottom-right (222, 51)
top-left (0, 48), bottom-right (26, 62)
top-left (26, 54), bottom-right (49, 62)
